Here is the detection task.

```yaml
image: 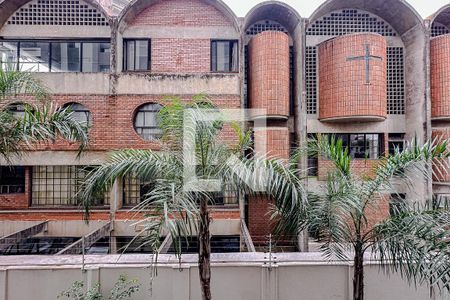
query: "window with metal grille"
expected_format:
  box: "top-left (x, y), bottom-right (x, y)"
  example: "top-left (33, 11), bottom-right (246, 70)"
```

top-left (123, 39), bottom-right (150, 71)
top-left (0, 40), bottom-right (110, 72)
top-left (7, 0), bottom-right (108, 26)
top-left (123, 176), bottom-right (154, 207)
top-left (431, 22), bottom-right (450, 37)
top-left (31, 165), bottom-right (107, 206)
top-left (0, 167), bottom-right (25, 194)
top-left (244, 45), bottom-right (249, 107)
top-left (245, 20), bottom-right (288, 36)
top-left (62, 102), bottom-right (91, 126)
top-left (306, 9), bottom-right (397, 36)
top-left (306, 47), bottom-right (317, 114)
top-left (211, 40), bottom-right (238, 72)
top-left (134, 103), bottom-right (162, 141)
top-left (387, 47), bottom-right (405, 114)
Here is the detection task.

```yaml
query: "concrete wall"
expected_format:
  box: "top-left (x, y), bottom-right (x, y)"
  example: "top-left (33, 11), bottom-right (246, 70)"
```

top-left (0, 253), bottom-right (443, 300)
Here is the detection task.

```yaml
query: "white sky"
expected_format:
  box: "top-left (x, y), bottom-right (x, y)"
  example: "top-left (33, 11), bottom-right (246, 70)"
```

top-left (224, 0), bottom-right (449, 18)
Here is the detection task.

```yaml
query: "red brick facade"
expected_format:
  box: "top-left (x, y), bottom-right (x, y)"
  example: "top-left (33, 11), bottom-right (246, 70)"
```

top-left (151, 39), bottom-right (211, 73)
top-left (431, 35), bottom-right (450, 120)
top-left (253, 127), bottom-right (290, 160)
top-left (249, 31), bottom-right (290, 118)
top-left (318, 33), bottom-right (387, 121)
top-left (129, 0), bottom-right (233, 27)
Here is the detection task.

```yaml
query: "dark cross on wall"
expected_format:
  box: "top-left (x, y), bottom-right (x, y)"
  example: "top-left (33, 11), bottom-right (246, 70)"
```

top-left (346, 44), bottom-right (383, 84)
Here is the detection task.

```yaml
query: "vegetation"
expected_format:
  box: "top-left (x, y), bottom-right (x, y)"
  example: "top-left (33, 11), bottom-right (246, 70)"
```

top-left (58, 274), bottom-right (140, 300)
top-left (81, 96), bottom-right (304, 300)
top-left (0, 66), bottom-right (89, 162)
top-left (275, 135), bottom-right (450, 300)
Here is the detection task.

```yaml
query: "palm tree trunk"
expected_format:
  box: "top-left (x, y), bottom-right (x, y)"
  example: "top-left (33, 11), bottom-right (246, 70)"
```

top-left (198, 197), bottom-right (212, 300)
top-left (353, 247), bottom-right (364, 300)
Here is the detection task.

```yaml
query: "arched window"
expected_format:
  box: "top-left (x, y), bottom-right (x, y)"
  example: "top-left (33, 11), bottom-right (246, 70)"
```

top-left (63, 103), bottom-right (92, 125)
top-left (134, 103), bottom-right (162, 140)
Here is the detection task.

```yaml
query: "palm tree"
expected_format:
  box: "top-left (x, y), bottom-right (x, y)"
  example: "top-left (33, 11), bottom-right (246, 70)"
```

top-left (81, 96), bottom-right (304, 300)
top-left (275, 135), bottom-right (450, 300)
top-left (0, 66), bottom-right (89, 161)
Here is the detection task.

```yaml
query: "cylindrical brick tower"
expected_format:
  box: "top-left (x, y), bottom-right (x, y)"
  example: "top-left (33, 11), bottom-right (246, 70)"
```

top-left (431, 35), bottom-right (450, 120)
top-left (253, 127), bottom-right (290, 160)
top-left (249, 31), bottom-right (290, 119)
top-left (318, 33), bottom-right (387, 122)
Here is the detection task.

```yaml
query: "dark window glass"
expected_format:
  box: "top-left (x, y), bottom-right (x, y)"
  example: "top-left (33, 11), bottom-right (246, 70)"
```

top-left (7, 103), bottom-right (26, 118)
top-left (134, 103), bottom-right (162, 140)
top-left (389, 193), bottom-right (406, 216)
top-left (1, 40), bottom-right (110, 72)
top-left (123, 40), bottom-right (150, 71)
top-left (388, 133), bottom-right (405, 155)
top-left (0, 41), bottom-right (18, 70)
top-left (211, 40), bottom-right (238, 72)
top-left (82, 42), bottom-right (111, 72)
top-left (51, 42), bottom-right (81, 72)
top-left (327, 133), bottom-right (383, 159)
top-left (0, 167), bottom-right (25, 194)
top-left (63, 103), bottom-right (91, 125)
top-left (19, 41), bottom-right (50, 72)
top-left (123, 176), bottom-right (155, 206)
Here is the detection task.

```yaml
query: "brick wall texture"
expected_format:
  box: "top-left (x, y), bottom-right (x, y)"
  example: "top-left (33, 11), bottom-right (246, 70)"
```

top-left (249, 31), bottom-right (290, 118)
top-left (431, 35), bottom-right (450, 119)
top-left (129, 0), bottom-right (233, 27)
top-left (318, 33), bottom-right (387, 121)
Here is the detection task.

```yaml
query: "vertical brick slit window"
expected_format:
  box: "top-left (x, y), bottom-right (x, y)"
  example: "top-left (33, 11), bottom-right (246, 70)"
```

top-left (211, 40), bottom-right (238, 72)
top-left (0, 40), bottom-right (111, 72)
top-left (31, 166), bottom-right (106, 206)
top-left (7, 0), bottom-right (108, 26)
top-left (387, 47), bottom-right (405, 114)
top-left (123, 39), bottom-right (150, 71)
top-left (134, 103), bottom-right (162, 141)
top-left (306, 47), bottom-right (317, 114)
top-left (0, 167), bottom-right (25, 194)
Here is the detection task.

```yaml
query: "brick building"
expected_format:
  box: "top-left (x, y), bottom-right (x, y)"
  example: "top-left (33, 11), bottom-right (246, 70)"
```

top-left (0, 0), bottom-right (449, 252)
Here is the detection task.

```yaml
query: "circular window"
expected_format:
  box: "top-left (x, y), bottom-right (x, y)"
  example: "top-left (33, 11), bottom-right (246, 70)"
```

top-left (7, 102), bottom-right (27, 118)
top-left (63, 103), bottom-right (92, 126)
top-left (134, 103), bottom-right (162, 140)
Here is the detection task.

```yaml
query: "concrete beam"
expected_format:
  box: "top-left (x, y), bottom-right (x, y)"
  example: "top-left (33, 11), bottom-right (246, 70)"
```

top-left (56, 222), bottom-right (112, 255)
top-left (0, 221), bottom-right (48, 251)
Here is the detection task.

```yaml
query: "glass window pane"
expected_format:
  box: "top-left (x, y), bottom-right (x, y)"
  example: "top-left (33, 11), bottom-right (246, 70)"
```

top-left (350, 134), bottom-right (365, 158)
top-left (82, 42), bottom-right (110, 72)
top-left (125, 41), bottom-right (135, 71)
top-left (134, 103), bottom-right (162, 140)
top-left (231, 41), bottom-right (238, 72)
top-left (215, 41), bottom-right (230, 72)
top-left (135, 40), bottom-right (149, 70)
top-left (0, 41), bottom-right (18, 70)
top-left (366, 134), bottom-right (379, 159)
top-left (19, 41), bottom-right (50, 72)
top-left (51, 42), bottom-right (81, 72)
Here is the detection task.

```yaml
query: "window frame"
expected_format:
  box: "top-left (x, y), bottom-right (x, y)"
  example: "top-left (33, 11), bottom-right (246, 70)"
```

top-left (327, 133), bottom-right (384, 159)
top-left (133, 102), bottom-right (162, 141)
top-left (0, 38), bottom-right (111, 73)
top-left (123, 39), bottom-right (151, 72)
top-left (210, 39), bottom-right (239, 73)
top-left (0, 166), bottom-right (26, 194)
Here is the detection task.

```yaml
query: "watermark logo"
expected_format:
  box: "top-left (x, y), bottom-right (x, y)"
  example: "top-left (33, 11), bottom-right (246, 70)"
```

top-left (183, 108), bottom-right (268, 193)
